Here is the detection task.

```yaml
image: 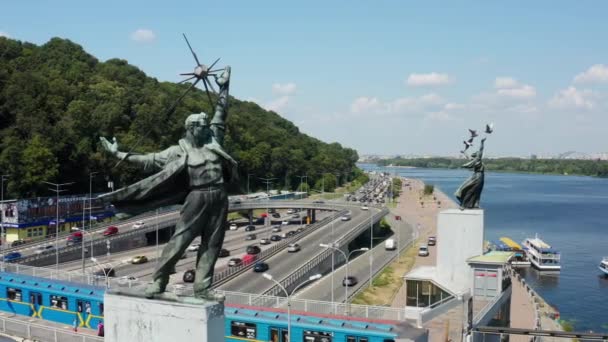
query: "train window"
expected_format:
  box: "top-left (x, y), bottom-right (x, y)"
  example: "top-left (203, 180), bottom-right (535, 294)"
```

top-left (76, 300), bottom-right (91, 313)
top-left (303, 330), bottom-right (333, 342)
top-left (7, 288), bottom-right (22, 302)
top-left (347, 337), bottom-right (357, 342)
top-left (270, 328), bottom-right (288, 342)
top-left (50, 295), bottom-right (68, 310)
top-left (230, 321), bottom-right (257, 339)
top-left (359, 338), bottom-right (368, 342)
top-left (383, 340), bottom-right (395, 342)
top-left (29, 292), bottom-right (42, 305)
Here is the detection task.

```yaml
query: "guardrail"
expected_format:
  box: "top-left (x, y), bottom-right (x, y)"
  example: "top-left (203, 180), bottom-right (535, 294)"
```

top-left (261, 207), bottom-right (389, 297)
top-left (0, 315), bottom-right (103, 342)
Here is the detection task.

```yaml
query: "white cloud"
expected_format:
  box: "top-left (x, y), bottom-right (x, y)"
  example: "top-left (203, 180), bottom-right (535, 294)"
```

top-left (130, 29), bottom-right (156, 43)
top-left (492, 77), bottom-right (536, 99)
top-left (406, 72), bottom-right (451, 87)
top-left (350, 97), bottom-right (381, 114)
top-left (349, 93), bottom-right (445, 116)
top-left (0, 31), bottom-right (9, 38)
top-left (272, 82), bottom-right (297, 96)
top-left (574, 64), bottom-right (608, 84)
top-left (264, 96), bottom-right (290, 113)
top-left (548, 86), bottom-right (595, 110)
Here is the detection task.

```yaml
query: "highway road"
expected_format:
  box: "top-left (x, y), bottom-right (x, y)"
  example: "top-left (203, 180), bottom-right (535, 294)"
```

top-left (216, 203), bottom-right (381, 294)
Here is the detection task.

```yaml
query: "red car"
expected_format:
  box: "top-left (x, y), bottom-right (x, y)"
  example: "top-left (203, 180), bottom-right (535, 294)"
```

top-left (103, 226), bottom-right (119, 236)
top-left (67, 232), bottom-right (83, 245)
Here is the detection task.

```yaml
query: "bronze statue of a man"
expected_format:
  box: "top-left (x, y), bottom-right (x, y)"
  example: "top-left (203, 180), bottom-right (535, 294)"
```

top-left (99, 67), bottom-right (236, 301)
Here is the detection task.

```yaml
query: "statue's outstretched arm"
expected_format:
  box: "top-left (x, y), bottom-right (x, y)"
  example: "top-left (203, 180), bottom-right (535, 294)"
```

top-left (210, 66), bottom-right (231, 144)
top-left (99, 137), bottom-right (176, 171)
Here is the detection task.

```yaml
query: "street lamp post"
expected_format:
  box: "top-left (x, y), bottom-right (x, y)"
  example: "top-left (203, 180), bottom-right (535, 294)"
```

top-left (43, 181), bottom-right (74, 271)
top-left (0, 174), bottom-right (9, 262)
top-left (90, 257), bottom-right (129, 289)
top-left (319, 243), bottom-right (368, 312)
top-left (296, 175), bottom-right (307, 225)
top-left (258, 177), bottom-right (277, 227)
top-left (247, 173), bottom-right (254, 196)
top-left (262, 273), bottom-right (321, 342)
top-left (369, 207), bottom-right (373, 289)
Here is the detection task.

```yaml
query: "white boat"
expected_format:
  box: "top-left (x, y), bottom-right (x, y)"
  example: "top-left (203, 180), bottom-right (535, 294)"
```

top-left (599, 257), bottom-right (608, 276)
top-left (522, 235), bottom-right (561, 271)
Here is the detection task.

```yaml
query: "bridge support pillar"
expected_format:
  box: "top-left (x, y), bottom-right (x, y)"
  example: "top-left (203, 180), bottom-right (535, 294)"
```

top-left (248, 210), bottom-right (254, 225)
top-left (311, 209), bottom-right (316, 223)
top-left (104, 290), bottom-right (224, 342)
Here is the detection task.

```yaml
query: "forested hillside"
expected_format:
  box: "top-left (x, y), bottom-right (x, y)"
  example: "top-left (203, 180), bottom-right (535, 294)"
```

top-left (0, 37), bottom-right (362, 197)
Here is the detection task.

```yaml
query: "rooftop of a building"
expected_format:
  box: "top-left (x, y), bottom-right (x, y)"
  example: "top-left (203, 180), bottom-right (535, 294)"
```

top-left (467, 251), bottom-right (515, 265)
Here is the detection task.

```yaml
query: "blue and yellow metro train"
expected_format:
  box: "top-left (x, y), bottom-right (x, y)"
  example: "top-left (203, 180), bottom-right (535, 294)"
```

top-left (0, 272), bottom-right (427, 341)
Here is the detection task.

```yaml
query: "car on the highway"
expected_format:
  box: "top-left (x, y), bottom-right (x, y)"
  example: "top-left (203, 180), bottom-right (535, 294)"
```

top-left (271, 226), bottom-right (282, 232)
top-left (131, 255), bottom-right (148, 264)
top-left (120, 275), bottom-right (138, 282)
top-left (253, 262), bottom-right (269, 273)
top-left (312, 200), bottom-right (325, 204)
top-left (361, 205), bottom-right (369, 210)
top-left (94, 268), bottom-right (115, 277)
top-left (286, 231), bottom-right (296, 237)
top-left (35, 245), bottom-right (55, 254)
top-left (260, 238), bottom-right (271, 245)
top-left (287, 243), bottom-right (301, 253)
top-left (286, 209), bottom-right (294, 214)
top-left (228, 258), bottom-right (243, 267)
top-left (218, 248), bottom-right (230, 257)
top-left (246, 245), bottom-right (261, 255)
top-left (103, 226), bottom-right (119, 236)
top-left (229, 223), bottom-right (238, 231)
top-left (67, 232), bottom-right (83, 245)
top-left (341, 215), bottom-right (351, 221)
top-left (292, 213), bottom-right (300, 218)
top-left (10, 239), bottom-right (26, 247)
top-left (427, 236), bottom-right (437, 246)
top-left (187, 243), bottom-right (200, 252)
top-left (270, 235), bottom-right (282, 241)
top-left (281, 220), bottom-right (289, 225)
top-left (296, 227), bottom-right (305, 234)
top-left (418, 245), bottom-right (429, 257)
top-left (271, 213), bottom-right (281, 218)
top-left (132, 221), bottom-right (145, 229)
top-left (342, 276), bottom-right (358, 287)
top-left (3, 252), bottom-right (22, 262)
top-left (245, 234), bottom-right (257, 241)
top-left (183, 269), bottom-right (195, 283)
top-left (245, 225), bottom-right (256, 232)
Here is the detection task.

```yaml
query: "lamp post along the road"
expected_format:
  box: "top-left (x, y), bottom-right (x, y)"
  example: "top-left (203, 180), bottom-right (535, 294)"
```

top-left (259, 177), bottom-right (276, 226)
top-left (81, 198), bottom-right (86, 273)
top-left (369, 207), bottom-right (373, 289)
top-left (0, 174), bottom-right (9, 262)
top-left (320, 244), bottom-right (368, 310)
top-left (262, 273), bottom-right (321, 342)
top-left (88, 172), bottom-right (97, 258)
top-left (44, 181), bottom-right (73, 271)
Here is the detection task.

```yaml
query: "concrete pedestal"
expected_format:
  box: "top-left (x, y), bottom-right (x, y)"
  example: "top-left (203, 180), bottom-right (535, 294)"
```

top-left (104, 290), bottom-right (224, 342)
top-left (436, 209), bottom-right (484, 293)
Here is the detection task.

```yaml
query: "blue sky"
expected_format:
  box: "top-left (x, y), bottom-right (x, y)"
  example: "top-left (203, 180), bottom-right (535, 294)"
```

top-left (2, 1), bottom-right (608, 157)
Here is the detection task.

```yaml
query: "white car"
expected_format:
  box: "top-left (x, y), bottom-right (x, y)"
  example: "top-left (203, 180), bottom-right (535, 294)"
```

top-left (341, 215), bottom-right (351, 221)
top-left (229, 224), bottom-right (238, 231)
top-left (361, 206), bottom-right (369, 210)
top-left (281, 220), bottom-right (289, 226)
top-left (35, 245), bottom-right (55, 254)
top-left (132, 221), bottom-right (145, 229)
top-left (187, 244), bottom-right (200, 252)
top-left (418, 245), bottom-right (429, 257)
top-left (286, 209), bottom-right (294, 214)
top-left (272, 226), bottom-right (282, 232)
top-left (287, 243), bottom-right (301, 253)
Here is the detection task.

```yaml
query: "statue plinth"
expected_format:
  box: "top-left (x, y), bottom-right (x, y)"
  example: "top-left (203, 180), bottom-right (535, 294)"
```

top-left (104, 288), bottom-right (224, 342)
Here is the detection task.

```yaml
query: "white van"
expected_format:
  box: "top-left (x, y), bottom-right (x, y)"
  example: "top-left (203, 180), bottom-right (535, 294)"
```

top-left (384, 238), bottom-right (396, 251)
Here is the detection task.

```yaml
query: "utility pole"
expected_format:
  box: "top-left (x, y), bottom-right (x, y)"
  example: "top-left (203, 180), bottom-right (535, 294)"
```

top-left (43, 181), bottom-right (74, 271)
top-left (0, 174), bottom-right (9, 263)
top-left (258, 177), bottom-right (277, 226)
top-left (247, 173), bottom-right (254, 196)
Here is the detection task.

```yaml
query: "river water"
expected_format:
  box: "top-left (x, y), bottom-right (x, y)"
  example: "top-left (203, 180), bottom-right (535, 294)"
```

top-left (359, 164), bottom-right (608, 332)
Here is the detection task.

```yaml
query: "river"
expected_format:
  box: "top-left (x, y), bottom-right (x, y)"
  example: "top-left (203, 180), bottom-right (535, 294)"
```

top-left (359, 164), bottom-right (608, 333)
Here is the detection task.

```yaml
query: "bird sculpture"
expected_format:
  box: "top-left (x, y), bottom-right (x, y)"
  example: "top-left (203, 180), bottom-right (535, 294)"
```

top-left (469, 129), bottom-right (478, 138)
top-left (485, 123), bottom-right (494, 134)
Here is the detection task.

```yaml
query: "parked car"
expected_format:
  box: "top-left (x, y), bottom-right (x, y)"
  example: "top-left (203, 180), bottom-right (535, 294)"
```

top-left (35, 245), bottom-right (55, 254)
top-left (245, 234), bottom-right (257, 241)
top-left (272, 226), bottom-right (282, 232)
top-left (245, 225), bottom-right (256, 232)
top-left (342, 276), bottom-right (358, 287)
top-left (131, 255), bottom-right (148, 264)
top-left (103, 226), bottom-right (119, 236)
top-left (427, 236), bottom-right (437, 246)
top-left (418, 245), bottom-right (429, 257)
top-left (132, 221), bottom-right (145, 229)
top-left (287, 243), bottom-right (301, 253)
top-left (3, 252), bottom-right (22, 262)
top-left (187, 243), bottom-right (200, 252)
top-left (228, 258), bottom-right (243, 267)
top-left (253, 262), bottom-right (269, 273)
top-left (246, 245), bottom-right (261, 255)
top-left (183, 269), bottom-right (195, 283)
top-left (270, 235), bottom-right (282, 242)
top-left (229, 223), bottom-right (238, 231)
top-left (218, 248), bottom-right (230, 257)
top-left (260, 238), bottom-right (271, 245)
top-left (10, 240), bottom-right (26, 247)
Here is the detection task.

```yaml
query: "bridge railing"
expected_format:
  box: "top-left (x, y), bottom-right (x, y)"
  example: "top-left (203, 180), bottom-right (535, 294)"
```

top-left (0, 315), bottom-right (103, 342)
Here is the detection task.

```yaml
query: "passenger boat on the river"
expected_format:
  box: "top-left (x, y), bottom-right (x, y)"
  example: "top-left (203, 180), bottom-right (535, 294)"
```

top-left (522, 235), bottom-right (561, 271)
top-left (599, 257), bottom-right (608, 276)
top-left (499, 237), bottom-right (531, 267)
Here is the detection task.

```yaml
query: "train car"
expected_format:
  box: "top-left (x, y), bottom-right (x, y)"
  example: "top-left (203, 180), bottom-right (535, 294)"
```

top-left (224, 304), bottom-right (427, 342)
top-left (0, 272), bottom-right (105, 329)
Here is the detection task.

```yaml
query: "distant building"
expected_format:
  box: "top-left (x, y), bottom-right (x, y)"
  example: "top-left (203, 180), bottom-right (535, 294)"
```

top-left (0, 195), bottom-right (114, 242)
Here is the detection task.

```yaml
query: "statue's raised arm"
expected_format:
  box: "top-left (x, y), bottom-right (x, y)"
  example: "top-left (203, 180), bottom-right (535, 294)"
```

top-left (210, 66), bottom-right (231, 145)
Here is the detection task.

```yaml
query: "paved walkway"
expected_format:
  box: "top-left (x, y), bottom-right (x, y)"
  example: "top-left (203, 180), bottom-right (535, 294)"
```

top-left (509, 277), bottom-right (536, 342)
top-left (0, 311), bottom-right (101, 340)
